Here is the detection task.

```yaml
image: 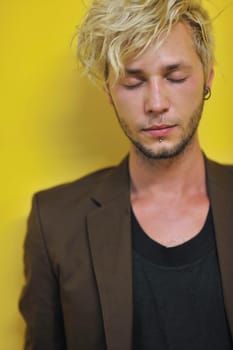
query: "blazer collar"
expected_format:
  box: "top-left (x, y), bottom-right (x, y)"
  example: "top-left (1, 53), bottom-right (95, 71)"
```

top-left (90, 157), bottom-right (130, 206)
top-left (206, 158), bottom-right (233, 337)
top-left (87, 157), bottom-right (132, 350)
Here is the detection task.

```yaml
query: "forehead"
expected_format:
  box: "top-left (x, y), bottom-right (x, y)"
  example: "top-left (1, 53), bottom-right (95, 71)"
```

top-left (123, 21), bottom-right (201, 72)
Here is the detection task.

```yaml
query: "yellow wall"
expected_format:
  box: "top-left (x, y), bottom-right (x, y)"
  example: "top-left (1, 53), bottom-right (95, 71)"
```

top-left (1, 1), bottom-right (233, 348)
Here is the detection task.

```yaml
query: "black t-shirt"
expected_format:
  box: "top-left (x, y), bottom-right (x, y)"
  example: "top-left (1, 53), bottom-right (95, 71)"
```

top-left (132, 209), bottom-right (233, 350)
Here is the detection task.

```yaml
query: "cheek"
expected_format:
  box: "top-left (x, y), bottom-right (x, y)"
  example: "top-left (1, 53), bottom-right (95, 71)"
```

top-left (112, 90), bottom-right (142, 117)
top-left (190, 82), bottom-right (204, 100)
top-left (174, 79), bottom-right (204, 110)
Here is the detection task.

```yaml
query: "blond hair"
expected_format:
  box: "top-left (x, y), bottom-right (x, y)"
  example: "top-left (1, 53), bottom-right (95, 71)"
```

top-left (77, 0), bottom-right (214, 85)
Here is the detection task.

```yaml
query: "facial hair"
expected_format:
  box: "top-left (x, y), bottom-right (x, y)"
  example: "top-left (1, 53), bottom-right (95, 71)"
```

top-left (112, 98), bottom-right (204, 161)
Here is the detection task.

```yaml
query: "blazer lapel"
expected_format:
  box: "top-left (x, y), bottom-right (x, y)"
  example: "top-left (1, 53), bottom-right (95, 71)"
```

top-left (87, 159), bottom-right (133, 350)
top-left (206, 159), bottom-right (233, 337)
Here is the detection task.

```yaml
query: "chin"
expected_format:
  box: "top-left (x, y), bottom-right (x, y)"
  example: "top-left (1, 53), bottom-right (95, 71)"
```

top-left (133, 138), bottom-right (193, 160)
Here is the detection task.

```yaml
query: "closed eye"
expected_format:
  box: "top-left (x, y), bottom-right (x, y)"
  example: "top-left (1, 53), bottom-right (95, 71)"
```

top-left (123, 81), bottom-right (144, 89)
top-left (167, 76), bottom-right (187, 84)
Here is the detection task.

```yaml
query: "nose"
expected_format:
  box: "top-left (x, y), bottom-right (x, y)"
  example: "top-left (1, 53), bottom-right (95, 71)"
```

top-left (144, 80), bottom-right (170, 115)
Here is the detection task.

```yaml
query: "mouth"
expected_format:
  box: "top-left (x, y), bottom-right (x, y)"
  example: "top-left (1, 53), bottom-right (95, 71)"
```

top-left (143, 124), bottom-right (177, 137)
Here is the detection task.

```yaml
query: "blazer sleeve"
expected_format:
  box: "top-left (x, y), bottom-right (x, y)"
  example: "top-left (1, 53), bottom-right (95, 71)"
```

top-left (19, 194), bottom-right (67, 350)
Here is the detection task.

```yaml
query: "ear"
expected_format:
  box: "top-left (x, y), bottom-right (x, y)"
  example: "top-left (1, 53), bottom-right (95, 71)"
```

top-left (206, 68), bottom-right (214, 88)
top-left (103, 83), bottom-right (114, 105)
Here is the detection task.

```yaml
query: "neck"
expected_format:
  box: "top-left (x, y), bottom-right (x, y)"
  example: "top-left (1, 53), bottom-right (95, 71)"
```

top-left (129, 140), bottom-right (207, 198)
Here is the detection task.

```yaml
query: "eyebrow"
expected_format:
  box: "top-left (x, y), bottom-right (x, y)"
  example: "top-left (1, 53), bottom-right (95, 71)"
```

top-left (125, 68), bottom-right (144, 76)
top-left (163, 63), bottom-right (191, 73)
top-left (125, 62), bottom-right (191, 76)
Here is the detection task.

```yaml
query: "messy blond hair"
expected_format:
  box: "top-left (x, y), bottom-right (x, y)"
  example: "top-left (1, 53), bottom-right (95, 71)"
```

top-left (77, 0), bottom-right (214, 85)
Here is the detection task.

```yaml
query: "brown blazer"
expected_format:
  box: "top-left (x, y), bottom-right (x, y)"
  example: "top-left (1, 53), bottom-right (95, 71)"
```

top-left (19, 157), bottom-right (233, 350)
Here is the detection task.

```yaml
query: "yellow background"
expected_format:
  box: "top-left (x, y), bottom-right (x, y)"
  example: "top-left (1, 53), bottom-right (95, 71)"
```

top-left (1, 1), bottom-right (233, 348)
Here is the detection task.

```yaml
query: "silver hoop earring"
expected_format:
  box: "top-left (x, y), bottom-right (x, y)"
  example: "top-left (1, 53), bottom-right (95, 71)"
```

top-left (204, 86), bottom-right (211, 100)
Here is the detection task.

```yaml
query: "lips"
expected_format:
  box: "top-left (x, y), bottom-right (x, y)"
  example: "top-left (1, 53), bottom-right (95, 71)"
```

top-left (143, 124), bottom-right (176, 137)
top-left (145, 124), bottom-right (174, 130)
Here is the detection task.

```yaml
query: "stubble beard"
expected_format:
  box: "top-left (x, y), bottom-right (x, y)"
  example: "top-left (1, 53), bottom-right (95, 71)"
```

top-left (113, 99), bottom-right (204, 161)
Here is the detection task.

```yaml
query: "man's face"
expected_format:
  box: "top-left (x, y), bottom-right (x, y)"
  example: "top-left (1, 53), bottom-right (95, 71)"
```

top-left (106, 22), bottom-right (213, 160)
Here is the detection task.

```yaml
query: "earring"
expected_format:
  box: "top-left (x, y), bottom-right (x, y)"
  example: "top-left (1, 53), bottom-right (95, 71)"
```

top-left (204, 86), bottom-right (211, 100)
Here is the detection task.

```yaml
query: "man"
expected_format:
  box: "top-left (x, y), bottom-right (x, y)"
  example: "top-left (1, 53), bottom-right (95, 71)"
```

top-left (19, 0), bottom-right (233, 349)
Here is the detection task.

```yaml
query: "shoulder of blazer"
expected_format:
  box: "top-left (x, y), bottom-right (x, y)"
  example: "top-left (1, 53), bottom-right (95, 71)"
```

top-left (206, 157), bottom-right (233, 189)
top-left (31, 156), bottom-right (129, 220)
top-left (35, 166), bottom-right (114, 204)
top-left (27, 157), bottom-right (130, 276)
